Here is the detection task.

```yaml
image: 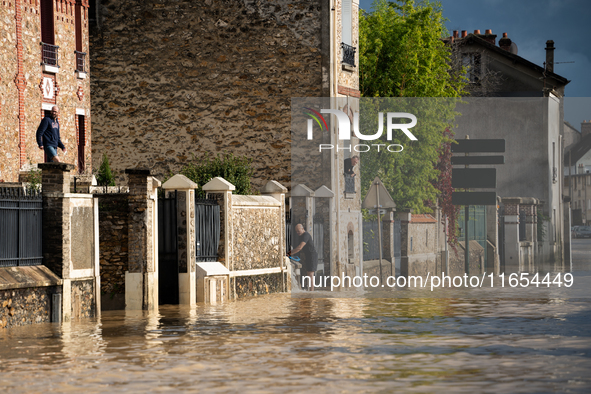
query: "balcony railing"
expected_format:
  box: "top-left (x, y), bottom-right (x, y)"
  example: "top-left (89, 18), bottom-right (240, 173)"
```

top-left (341, 42), bottom-right (356, 67)
top-left (344, 173), bottom-right (355, 194)
top-left (41, 42), bottom-right (59, 67)
top-left (75, 51), bottom-right (87, 72)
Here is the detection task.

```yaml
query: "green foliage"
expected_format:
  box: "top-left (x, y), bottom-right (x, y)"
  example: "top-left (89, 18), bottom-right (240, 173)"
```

top-left (96, 153), bottom-right (116, 187)
top-left (360, 0), bottom-right (465, 98)
top-left (358, 0), bottom-right (465, 213)
top-left (178, 152), bottom-right (255, 197)
top-left (26, 168), bottom-right (42, 194)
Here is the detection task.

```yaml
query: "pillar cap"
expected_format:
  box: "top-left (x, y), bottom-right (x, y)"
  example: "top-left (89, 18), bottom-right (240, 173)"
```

top-left (314, 185), bottom-right (334, 198)
top-left (202, 177), bottom-right (235, 192)
top-left (260, 180), bottom-right (287, 194)
top-left (288, 184), bottom-right (315, 197)
top-left (162, 174), bottom-right (197, 190)
top-left (38, 163), bottom-right (75, 171)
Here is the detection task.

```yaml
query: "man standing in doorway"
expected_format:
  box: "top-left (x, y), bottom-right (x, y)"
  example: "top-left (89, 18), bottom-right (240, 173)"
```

top-left (36, 106), bottom-right (67, 162)
top-left (288, 224), bottom-right (318, 291)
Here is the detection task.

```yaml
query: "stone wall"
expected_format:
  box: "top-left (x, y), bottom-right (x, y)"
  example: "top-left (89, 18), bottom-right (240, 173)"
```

top-left (89, 0), bottom-right (328, 189)
top-left (0, 0), bottom-right (92, 182)
top-left (232, 198), bottom-right (282, 271)
top-left (97, 193), bottom-right (129, 296)
top-left (0, 286), bottom-right (60, 329)
top-left (235, 273), bottom-right (284, 298)
top-left (71, 279), bottom-right (96, 319)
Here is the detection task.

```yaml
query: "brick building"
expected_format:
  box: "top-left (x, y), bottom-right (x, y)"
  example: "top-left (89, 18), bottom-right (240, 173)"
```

top-left (0, 0), bottom-right (92, 182)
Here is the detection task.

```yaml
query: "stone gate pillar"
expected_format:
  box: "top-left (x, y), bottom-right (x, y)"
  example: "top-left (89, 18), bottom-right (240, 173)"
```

top-left (502, 197), bottom-right (521, 273)
top-left (125, 169), bottom-right (161, 310)
top-left (40, 163), bottom-right (100, 322)
top-left (162, 174), bottom-right (198, 305)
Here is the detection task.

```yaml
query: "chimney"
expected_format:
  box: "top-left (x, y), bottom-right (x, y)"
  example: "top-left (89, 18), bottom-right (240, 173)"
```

top-left (499, 32), bottom-right (512, 51)
top-left (453, 30), bottom-right (459, 39)
top-left (582, 120), bottom-right (591, 138)
top-left (461, 30), bottom-right (467, 38)
top-left (545, 40), bottom-right (555, 73)
top-left (474, 29), bottom-right (481, 35)
top-left (482, 29), bottom-right (497, 45)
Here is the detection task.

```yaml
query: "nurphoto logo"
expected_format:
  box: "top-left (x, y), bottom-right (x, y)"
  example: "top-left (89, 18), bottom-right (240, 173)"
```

top-left (303, 108), bottom-right (418, 152)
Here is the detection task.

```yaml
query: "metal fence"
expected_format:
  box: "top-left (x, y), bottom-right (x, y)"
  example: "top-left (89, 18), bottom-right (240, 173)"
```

top-left (158, 192), bottom-right (178, 304)
top-left (41, 42), bottom-right (59, 66)
top-left (363, 219), bottom-right (401, 262)
top-left (0, 187), bottom-right (43, 267)
top-left (195, 198), bottom-right (220, 262)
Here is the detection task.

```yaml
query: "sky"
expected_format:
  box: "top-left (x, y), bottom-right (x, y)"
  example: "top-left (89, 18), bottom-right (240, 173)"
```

top-left (358, 0), bottom-right (591, 131)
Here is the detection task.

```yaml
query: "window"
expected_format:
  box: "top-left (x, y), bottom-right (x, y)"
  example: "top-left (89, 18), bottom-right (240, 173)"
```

top-left (41, 0), bottom-right (58, 67)
top-left (341, 0), bottom-right (356, 67)
top-left (75, 2), bottom-right (86, 72)
top-left (462, 53), bottom-right (481, 83)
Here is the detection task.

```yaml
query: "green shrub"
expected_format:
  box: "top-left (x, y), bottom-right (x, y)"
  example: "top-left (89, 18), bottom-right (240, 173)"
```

top-left (96, 153), bottom-right (116, 186)
top-left (179, 152), bottom-right (254, 197)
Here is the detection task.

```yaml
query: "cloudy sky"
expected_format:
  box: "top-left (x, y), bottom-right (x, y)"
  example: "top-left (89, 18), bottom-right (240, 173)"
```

top-left (358, 0), bottom-right (591, 129)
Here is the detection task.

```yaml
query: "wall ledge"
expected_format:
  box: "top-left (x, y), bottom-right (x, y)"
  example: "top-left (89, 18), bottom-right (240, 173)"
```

top-left (0, 266), bottom-right (62, 291)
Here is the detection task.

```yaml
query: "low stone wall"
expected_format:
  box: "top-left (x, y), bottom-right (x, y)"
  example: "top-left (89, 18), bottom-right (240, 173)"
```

top-left (0, 286), bottom-right (60, 328)
top-left (448, 241), bottom-right (485, 277)
top-left (97, 194), bottom-right (129, 297)
top-left (0, 266), bottom-right (62, 329)
top-left (71, 279), bottom-right (97, 320)
top-left (229, 194), bottom-right (286, 298)
top-left (234, 273), bottom-right (285, 299)
top-left (232, 195), bottom-right (283, 271)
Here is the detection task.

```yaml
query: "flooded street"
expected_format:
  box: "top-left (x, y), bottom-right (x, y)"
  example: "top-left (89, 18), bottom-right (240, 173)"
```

top-left (1, 241), bottom-right (590, 393)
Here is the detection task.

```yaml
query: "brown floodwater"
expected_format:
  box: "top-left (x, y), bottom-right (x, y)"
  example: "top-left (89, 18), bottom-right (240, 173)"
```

top-left (1, 276), bottom-right (591, 393)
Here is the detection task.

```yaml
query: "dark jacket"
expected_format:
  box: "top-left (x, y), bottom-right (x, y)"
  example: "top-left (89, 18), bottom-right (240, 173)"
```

top-left (36, 117), bottom-right (65, 150)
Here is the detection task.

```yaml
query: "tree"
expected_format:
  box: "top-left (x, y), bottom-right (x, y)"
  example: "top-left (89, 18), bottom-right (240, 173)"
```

top-left (177, 152), bottom-right (255, 197)
top-left (358, 0), bottom-right (465, 214)
top-left (96, 153), bottom-right (116, 186)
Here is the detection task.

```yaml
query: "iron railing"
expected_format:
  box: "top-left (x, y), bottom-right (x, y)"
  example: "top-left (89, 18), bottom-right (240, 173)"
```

top-left (195, 198), bottom-right (220, 262)
top-left (75, 51), bottom-right (86, 72)
top-left (158, 191), bottom-right (179, 304)
top-left (41, 42), bottom-right (59, 67)
top-left (0, 187), bottom-right (43, 267)
top-left (341, 42), bottom-right (356, 67)
top-left (344, 174), bottom-right (355, 193)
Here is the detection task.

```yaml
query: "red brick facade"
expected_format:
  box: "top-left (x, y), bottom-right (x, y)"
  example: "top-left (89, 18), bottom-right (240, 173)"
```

top-left (0, 0), bottom-right (92, 182)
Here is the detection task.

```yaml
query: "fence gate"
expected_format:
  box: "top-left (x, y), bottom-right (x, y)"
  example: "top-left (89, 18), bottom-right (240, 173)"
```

top-left (0, 188), bottom-right (43, 267)
top-left (158, 192), bottom-right (178, 304)
top-left (195, 198), bottom-right (220, 262)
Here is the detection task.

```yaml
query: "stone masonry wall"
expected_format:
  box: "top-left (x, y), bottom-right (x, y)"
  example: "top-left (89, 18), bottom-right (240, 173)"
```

top-left (98, 193), bottom-right (129, 295)
top-left (234, 273), bottom-right (284, 299)
top-left (0, 286), bottom-right (60, 329)
top-left (0, 2), bottom-right (19, 182)
top-left (71, 279), bottom-right (96, 319)
top-left (232, 205), bottom-right (282, 271)
top-left (0, 1), bottom-right (92, 182)
top-left (90, 0), bottom-right (327, 189)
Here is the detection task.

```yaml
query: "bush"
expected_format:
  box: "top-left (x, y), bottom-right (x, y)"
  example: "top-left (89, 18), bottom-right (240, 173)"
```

top-left (179, 152), bottom-right (254, 197)
top-left (96, 153), bottom-right (116, 186)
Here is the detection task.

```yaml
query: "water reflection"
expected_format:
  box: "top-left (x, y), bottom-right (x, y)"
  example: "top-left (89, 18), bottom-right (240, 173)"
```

top-left (1, 289), bottom-right (590, 392)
